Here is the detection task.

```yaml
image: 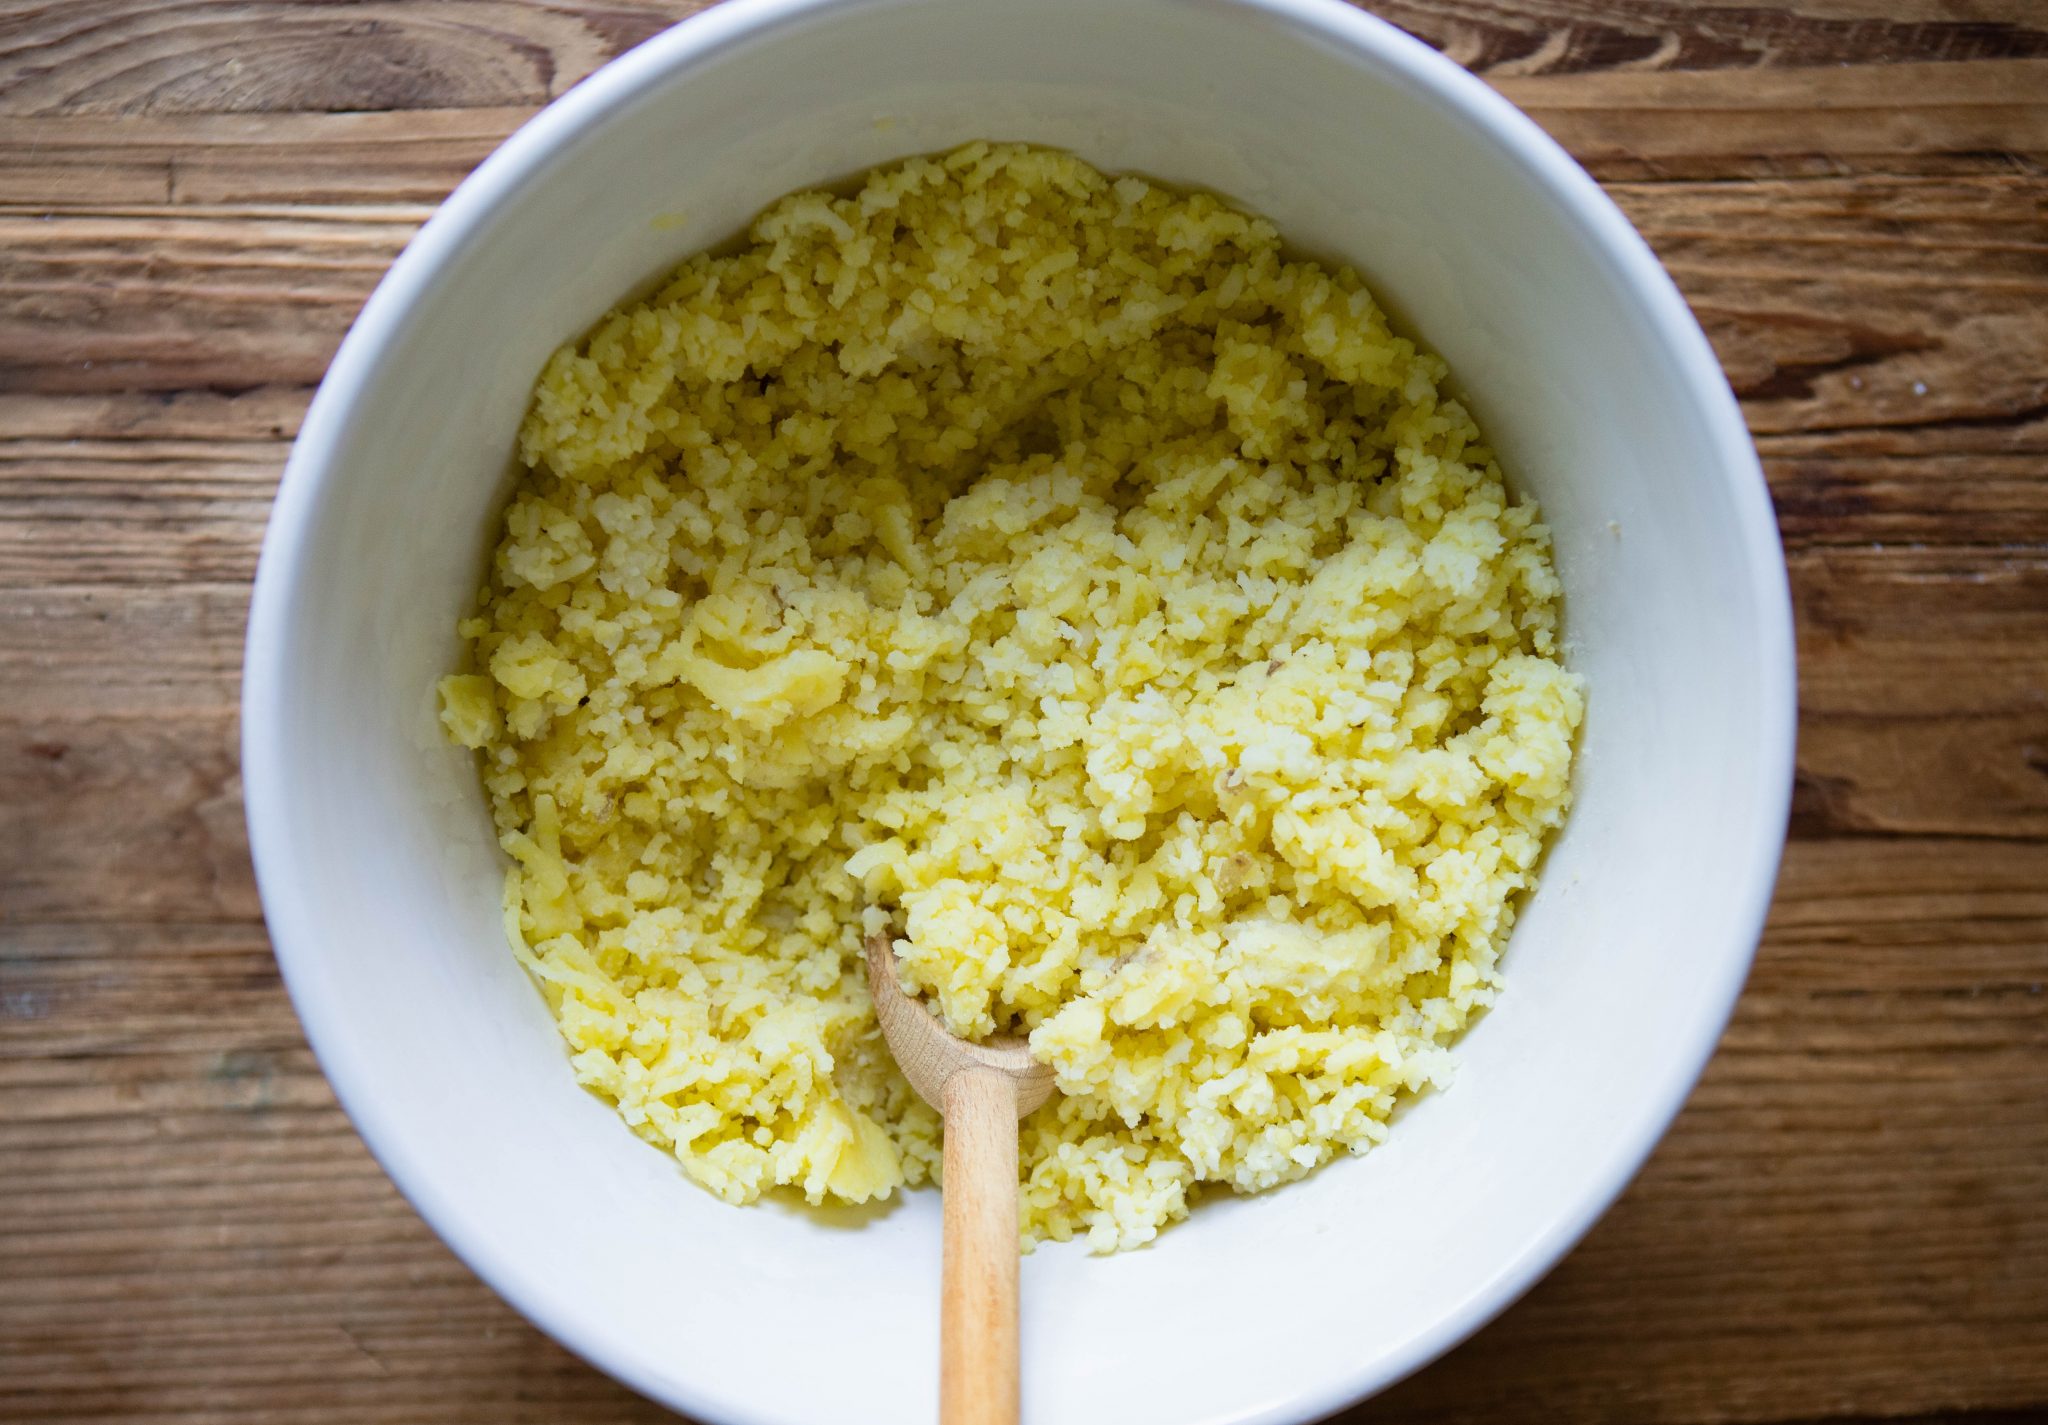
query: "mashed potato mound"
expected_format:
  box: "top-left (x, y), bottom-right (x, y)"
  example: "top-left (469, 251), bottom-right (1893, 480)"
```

top-left (440, 143), bottom-right (1584, 1252)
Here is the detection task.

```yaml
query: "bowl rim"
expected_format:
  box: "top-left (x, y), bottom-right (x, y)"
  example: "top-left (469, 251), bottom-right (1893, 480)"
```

top-left (242, 0), bottom-right (1798, 1420)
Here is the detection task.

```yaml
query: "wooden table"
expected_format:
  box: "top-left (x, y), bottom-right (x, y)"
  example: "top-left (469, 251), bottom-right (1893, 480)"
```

top-left (3, 3), bottom-right (2044, 1422)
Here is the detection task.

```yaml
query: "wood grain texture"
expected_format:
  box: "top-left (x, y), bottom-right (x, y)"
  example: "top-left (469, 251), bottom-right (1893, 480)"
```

top-left (0, 0), bottom-right (709, 115)
top-left (940, 1071), bottom-right (1026, 1425)
top-left (0, 207), bottom-right (416, 392)
top-left (1, 2), bottom-right (2044, 1423)
top-left (2, 0), bottom-right (2044, 118)
top-left (0, 62), bottom-right (2041, 216)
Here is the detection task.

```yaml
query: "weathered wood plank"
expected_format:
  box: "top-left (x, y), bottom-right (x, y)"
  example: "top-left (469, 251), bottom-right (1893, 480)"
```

top-left (3, 172), bottom-right (2044, 433)
top-left (3, 504), bottom-right (2045, 866)
top-left (0, 0), bottom-right (705, 116)
top-left (1, 51), bottom-right (2045, 215)
top-left (0, 442), bottom-right (281, 585)
top-left (1, 836), bottom-right (2040, 1425)
top-left (0, 710), bottom-right (256, 922)
top-left (1794, 545), bottom-right (2048, 840)
top-left (1613, 175), bottom-right (2048, 439)
top-left (9, 430), bottom-right (2047, 591)
top-left (1, 527), bottom-right (2041, 895)
top-left (0, 584), bottom-right (248, 712)
top-left (4, 383), bottom-right (2043, 549)
top-left (0, 386), bottom-right (308, 444)
top-left (0, 207), bottom-right (412, 392)
top-left (2, 0), bottom-right (2043, 120)
top-left (7, 396), bottom-right (2046, 562)
top-left (0, 110), bottom-right (521, 207)
top-left (1766, 448), bottom-right (2048, 550)
top-left (1403, 0), bottom-right (2048, 77)
top-left (1497, 58), bottom-right (2048, 176)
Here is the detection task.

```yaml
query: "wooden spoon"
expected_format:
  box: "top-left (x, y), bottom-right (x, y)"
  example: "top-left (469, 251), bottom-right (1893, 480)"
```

top-left (864, 931), bottom-right (1056, 1425)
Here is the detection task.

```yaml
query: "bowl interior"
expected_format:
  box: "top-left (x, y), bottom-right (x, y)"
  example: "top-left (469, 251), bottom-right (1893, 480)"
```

top-left (245, 1), bottom-right (1793, 1422)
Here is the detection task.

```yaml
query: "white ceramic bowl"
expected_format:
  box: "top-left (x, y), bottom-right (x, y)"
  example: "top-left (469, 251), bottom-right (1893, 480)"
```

top-left (243, 1), bottom-right (1796, 1420)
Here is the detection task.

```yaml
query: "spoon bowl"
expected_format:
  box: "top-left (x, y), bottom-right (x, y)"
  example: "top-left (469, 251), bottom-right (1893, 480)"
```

top-left (863, 932), bottom-right (1057, 1118)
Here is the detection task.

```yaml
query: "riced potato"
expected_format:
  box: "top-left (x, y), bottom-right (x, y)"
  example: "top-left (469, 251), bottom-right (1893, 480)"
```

top-left (440, 143), bottom-right (1584, 1251)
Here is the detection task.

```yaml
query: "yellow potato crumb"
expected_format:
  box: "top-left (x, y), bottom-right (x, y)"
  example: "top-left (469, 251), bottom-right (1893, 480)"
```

top-left (441, 143), bottom-right (1583, 1252)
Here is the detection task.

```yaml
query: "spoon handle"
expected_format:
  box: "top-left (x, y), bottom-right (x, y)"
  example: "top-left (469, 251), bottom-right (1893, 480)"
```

top-left (941, 1066), bottom-right (1025, 1425)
